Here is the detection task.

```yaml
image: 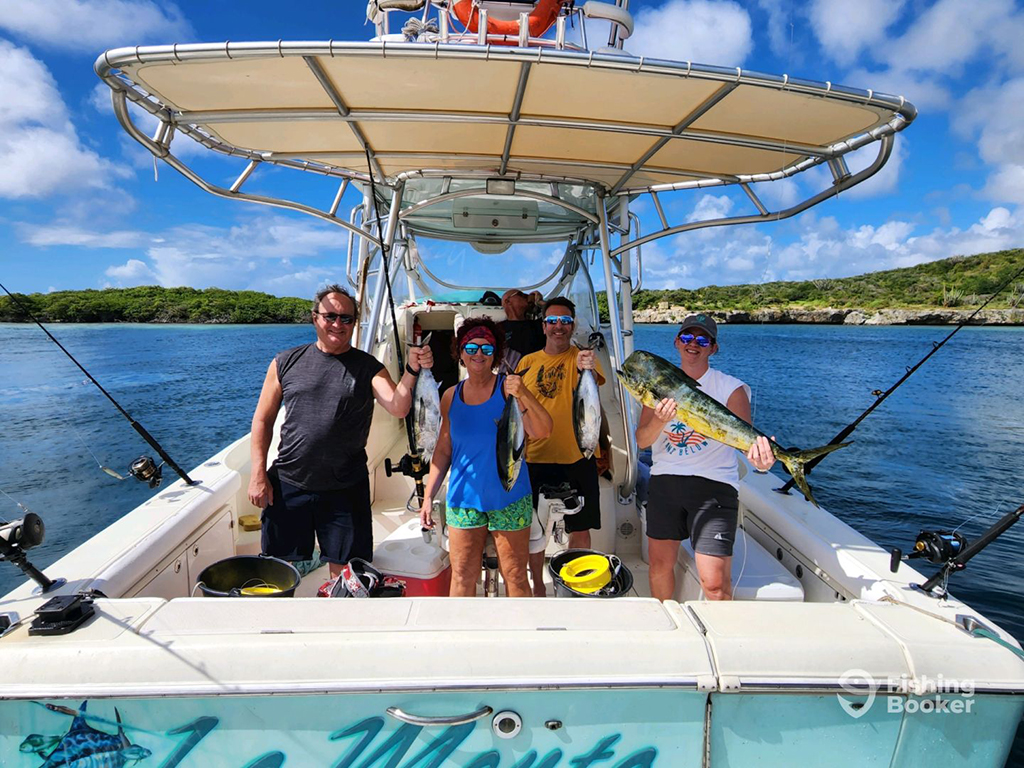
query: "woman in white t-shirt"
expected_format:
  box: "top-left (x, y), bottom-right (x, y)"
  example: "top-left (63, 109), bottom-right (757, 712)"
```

top-left (636, 314), bottom-right (776, 601)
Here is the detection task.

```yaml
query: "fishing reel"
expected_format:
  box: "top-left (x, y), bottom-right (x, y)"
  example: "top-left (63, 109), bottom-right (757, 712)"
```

top-left (0, 513), bottom-right (63, 593)
top-left (889, 503), bottom-right (1024, 598)
top-left (129, 455), bottom-right (164, 489)
top-left (384, 453), bottom-right (429, 482)
top-left (890, 530), bottom-right (968, 574)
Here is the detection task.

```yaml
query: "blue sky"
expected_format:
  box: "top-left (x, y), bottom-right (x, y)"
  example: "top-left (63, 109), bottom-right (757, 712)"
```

top-left (1, 0), bottom-right (1022, 298)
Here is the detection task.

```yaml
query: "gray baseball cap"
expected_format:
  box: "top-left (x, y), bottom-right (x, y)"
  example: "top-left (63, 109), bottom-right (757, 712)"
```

top-left (679, 313), bottom-right (718, 341)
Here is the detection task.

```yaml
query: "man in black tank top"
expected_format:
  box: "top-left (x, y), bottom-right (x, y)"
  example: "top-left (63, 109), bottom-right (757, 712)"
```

top-left (247, 284), bottom-right (432, 578)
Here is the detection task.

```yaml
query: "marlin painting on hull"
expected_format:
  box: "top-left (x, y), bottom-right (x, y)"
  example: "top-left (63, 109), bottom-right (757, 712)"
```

top-left (30, 702), bottom-right (151, 767)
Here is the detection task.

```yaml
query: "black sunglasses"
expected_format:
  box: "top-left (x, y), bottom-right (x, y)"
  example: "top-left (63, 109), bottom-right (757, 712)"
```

top-left (313, 310), bottom-right (356, 325)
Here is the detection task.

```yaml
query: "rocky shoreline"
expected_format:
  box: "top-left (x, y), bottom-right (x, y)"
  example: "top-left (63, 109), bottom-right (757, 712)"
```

top-left (632, 305), bottom-right (1024, 326)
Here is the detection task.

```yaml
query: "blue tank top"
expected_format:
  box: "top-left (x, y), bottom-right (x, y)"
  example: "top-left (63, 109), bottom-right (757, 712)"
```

top-left (447, 375), bottom-right (531, 512)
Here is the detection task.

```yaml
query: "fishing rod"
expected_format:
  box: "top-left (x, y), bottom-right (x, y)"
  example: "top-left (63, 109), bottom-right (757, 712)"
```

top-left (778, 260), bottom-right (1024, 496)
top-left (363, 150), bottom-right (429, 501)
top-left (889, 502), bottom-right (1024, 598)
top-left (0, 282), bottom-right (194, 487)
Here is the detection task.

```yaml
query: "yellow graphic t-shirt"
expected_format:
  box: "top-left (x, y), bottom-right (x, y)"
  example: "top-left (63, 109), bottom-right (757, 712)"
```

top-left (517, 346), bottom-right (606, 465)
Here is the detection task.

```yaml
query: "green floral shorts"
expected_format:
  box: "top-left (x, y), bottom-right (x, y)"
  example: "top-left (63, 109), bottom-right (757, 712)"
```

top-left (446, 495), bottom-right (533, 532)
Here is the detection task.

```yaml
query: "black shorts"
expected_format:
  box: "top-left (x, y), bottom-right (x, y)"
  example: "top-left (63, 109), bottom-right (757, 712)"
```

top-left (261, 470), bottom-right (373, 565)
top-left (646, 475), bottom-right (738, 557)
top-left (527, 458), bottom-right (601, 533)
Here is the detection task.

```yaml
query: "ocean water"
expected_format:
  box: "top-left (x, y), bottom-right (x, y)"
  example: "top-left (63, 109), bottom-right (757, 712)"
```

top-left (1, 322), bottom-right (1022, 761)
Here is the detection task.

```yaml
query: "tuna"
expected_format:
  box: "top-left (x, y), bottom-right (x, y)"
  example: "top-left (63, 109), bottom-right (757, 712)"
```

top-left (496, 377), bottom-right (528, 492)
top-left (409, 333), bottom-right (441, 463)
top-left (572, 335), bottom-right (604, 459)
top-left (617, 350), bottom-right (849, 507)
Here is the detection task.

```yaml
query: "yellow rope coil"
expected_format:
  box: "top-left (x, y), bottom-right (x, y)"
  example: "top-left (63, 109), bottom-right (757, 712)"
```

top-left (558, 554), bottom-right (612, 594)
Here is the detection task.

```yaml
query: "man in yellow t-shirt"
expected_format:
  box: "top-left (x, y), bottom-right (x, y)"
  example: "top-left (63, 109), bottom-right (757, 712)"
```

top-left (517, 297), bottom-right (605, 596)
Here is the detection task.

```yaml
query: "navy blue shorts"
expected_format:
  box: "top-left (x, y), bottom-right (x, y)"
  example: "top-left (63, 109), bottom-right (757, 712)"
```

top-left (261, 470), bottom-right (373, 565)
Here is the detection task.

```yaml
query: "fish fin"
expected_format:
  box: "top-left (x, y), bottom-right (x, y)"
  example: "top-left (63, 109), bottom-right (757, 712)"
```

top-left (68, 701), bottom-right (89, 733)
top-left (407, 331), bottom-right (432, 348)
top-left (116, 708), bottom-right (129, 748)
top-left (679, 370), bottom-right (702, 388)
top-left (777, 442), bottom-right (852, 507)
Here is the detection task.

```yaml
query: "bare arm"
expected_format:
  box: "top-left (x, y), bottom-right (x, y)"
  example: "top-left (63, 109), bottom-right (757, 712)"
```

top-left (371, 345), bottom-right (433, 418)
top-left (418, 387), bottom-right (455, 528)
top-left (248, 359), bottom-right (283, 508)
top-left (636, 398), bottom-right (676, 449)
top-left (725, 386), bottom-right (775, 471)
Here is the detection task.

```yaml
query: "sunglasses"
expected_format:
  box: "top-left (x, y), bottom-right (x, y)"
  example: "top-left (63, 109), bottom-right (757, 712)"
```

top-left (462, 343), bottom-right (495, 357)
top-left (544, 315), bottom-right (574, 326)
top-left (678, 332), bottom-right (713, 347)
top-left (313, 311), bottom-right (356, 325)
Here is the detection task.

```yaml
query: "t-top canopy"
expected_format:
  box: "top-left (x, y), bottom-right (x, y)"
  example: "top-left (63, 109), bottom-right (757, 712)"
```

top-left (96, 41), bottom-right (915, 196)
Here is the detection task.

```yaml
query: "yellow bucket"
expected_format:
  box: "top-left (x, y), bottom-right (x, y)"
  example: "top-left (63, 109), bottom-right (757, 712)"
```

top-left (558, 554), bottom-right (612, 594)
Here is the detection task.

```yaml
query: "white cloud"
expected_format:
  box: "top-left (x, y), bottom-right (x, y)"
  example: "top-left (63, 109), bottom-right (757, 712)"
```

top-left (0, 41), bottom-right (128, 199)
top-left (983, 165), bottom-right (1024, 205)
top-left (888, 0), bottom-right (1024, 76)
top-left (755, 0), bottom-right (800, 62)
top-left (954, 76), bottom-right (1024, 206)
top-left (808, 0), bottom-right (905, 68)
top-left (68, 214), bottom-right (348, 293)
top-left (629, 0), bottom-right (753, 66)
top-left (687, 193), bottom-right (733, 223)
top-left (105, 258), bottom-right (157, 281)
top-left (0, 0), bottom-right (193, 52)
top-left (21, 223), bottom-right (148, 248)
top-left (842, 67), bottom-right (951, 111)
top-left (636, 204), bottom-right (1024, 289)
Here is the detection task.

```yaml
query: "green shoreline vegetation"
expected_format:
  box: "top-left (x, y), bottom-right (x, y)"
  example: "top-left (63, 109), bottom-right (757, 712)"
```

top-left (628, 248), bottom-right (1024, 314)
top-left (1, 249), bottom-right (1021, 324)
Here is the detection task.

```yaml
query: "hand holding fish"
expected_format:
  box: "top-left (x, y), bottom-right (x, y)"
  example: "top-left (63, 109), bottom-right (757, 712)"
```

top-left (653, 397), bottom-right (677, 424)
top-left (577, 349), bottom-right (597, 371)
top-left (408, 344), bottom-right (433, 372)
top-left (504, 374), bottom-right (524, 399)
top-left (747, 435), bottom-right (776, 472)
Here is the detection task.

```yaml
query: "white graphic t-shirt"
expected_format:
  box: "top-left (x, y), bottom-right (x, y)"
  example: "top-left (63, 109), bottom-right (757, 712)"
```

top-left (650, 367), bottom-right (750, 489)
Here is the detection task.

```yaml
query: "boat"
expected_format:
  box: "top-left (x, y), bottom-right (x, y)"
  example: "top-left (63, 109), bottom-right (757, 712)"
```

top-left (1, 2), bottom-right (1022, 765)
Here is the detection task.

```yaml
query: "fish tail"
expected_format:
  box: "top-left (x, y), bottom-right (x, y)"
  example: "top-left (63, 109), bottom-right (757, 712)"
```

top-left (776, 442), bottom-right (851, 507)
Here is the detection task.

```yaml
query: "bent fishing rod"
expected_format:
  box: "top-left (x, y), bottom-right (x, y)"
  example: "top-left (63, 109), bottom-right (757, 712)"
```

top-left (778, 260), bottom-right (1024, 496)
top-left (0, 282), bottom-right (195, 487)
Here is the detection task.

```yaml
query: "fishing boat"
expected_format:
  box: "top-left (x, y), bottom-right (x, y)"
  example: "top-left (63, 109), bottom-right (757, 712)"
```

top-left (2, 2), bottom-right (1022, 765)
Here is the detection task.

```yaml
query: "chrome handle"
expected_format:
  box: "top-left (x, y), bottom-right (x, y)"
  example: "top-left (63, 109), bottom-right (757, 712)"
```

top-left (385, 705), bottom-right (493, 727)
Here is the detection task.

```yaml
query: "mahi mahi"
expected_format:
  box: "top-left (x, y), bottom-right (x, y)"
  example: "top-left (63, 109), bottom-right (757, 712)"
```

top-left (572, 335), bottom-right (604, 459)
top-left (496, 373), bottom-right (528, 492)
top-left (409, 333), bottom-right (441, 464)
top-left (617, 350), bottom-right (849, 507)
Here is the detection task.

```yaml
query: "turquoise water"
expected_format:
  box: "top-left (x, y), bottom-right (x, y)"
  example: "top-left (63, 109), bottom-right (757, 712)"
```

top-left (1, 322), bottom-right (1022, 761)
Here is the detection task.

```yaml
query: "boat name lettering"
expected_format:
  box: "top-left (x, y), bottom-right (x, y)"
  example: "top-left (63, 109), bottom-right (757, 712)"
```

top-left (153, 713), bottom-right (658, 767)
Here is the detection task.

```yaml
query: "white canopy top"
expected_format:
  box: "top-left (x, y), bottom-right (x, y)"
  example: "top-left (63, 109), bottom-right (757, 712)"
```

top-left (97, 41), bottom-right (915, 195)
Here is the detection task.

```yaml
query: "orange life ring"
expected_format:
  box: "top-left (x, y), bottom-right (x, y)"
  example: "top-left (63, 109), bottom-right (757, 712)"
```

top-left (452, 0), bottom-right (567, 40)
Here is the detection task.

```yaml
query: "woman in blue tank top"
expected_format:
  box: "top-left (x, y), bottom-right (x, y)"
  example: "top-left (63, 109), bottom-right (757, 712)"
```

top-left (419, 317), bottom-right (552, 596)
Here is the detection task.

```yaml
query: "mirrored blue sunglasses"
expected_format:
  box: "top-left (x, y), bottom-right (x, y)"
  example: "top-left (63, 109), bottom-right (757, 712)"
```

top-left (462, 343), bottom-right (495, 357)
top-left (678, 332), bottom-right (712, 347)
top-left (544, 315), bottom-right (574, 326)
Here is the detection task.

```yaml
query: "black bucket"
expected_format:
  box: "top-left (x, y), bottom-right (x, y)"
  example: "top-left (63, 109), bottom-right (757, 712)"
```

top-left (548, 549), bottom-right (634, 598)
top-left (196, 555), bottom-right (301, 598)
